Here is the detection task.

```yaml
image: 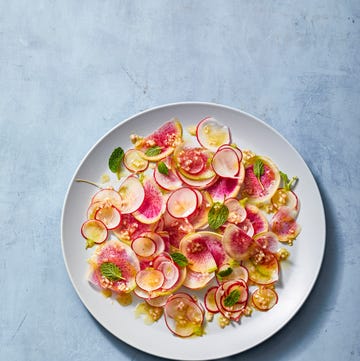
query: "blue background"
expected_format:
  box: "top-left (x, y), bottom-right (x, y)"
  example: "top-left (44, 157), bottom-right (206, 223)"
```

top-left (1, 1), bottom-right (359, 360)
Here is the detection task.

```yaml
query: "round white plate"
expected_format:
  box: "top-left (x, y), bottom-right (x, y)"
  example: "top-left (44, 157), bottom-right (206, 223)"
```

top-left (61, 102), bottom-right (326, 360)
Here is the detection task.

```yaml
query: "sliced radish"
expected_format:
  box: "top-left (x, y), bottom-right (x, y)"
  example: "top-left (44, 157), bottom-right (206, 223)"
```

top-left (145, 294), bottom-right (170, 307)
top-left (177, 170), bottom-right (218, 189)
top-left (271, 188), bottom-right (299, 211)
top-left (245, 204), bottom-right (269, 235)
top-left (166, 188), bottom-right (198, 219)
top-left (224, 198), bottom-right (246, 224)
top-left (87, 201), bottom-right (103, 219)
top-left (152, 253), bottom-right (173, 269)
top-left (237, 218), bottom-right (255, 237)
top-left (131, 237), bottom-right (157, 258)
top-left (81, 219), bottom-right (108, 244)
top-left (196, 117), bottom-right (231, 152)
top-left (118, 175), bottom-right (145, 214)
top-left (135, 269), bottom-right (165, 292)
top-left (123, 149), bottom-right (149, 173)
top-left (157, 261), bottom-right (180, 290)
top-left (91, 189), bottom-right (123, 209)
top-left (153, 161), bottom-right (182, 191)
top-left (188, 191), bottom-right (212, 230)
top-left (270, 206), bottom-right (301, 243)
top-left (94, 205), bottom-right (121, 230)
top-left (253, 232), bottom-right (280, 253)
top-left (204, 287), bottom-right (219, 313)
top-left (140, 232), bottom-right (166, 257)
top-left (216, 263), bottom-right (249, 283)
top-left (183, 268), bottom-right (214, 289)
top-left (252, 287), bottom-right (278, 311)
top-left (218, 144), bottom-right (243, 163)
top-left (212, 147), bottom-right (240, 178)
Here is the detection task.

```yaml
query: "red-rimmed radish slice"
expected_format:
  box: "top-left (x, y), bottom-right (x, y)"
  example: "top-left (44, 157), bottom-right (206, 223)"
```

top-left (123, 149), bottom-right (149, 173)
top-left (193, 189), bottom-right (203, 208)
top-left (225, 198), bottom-right (246, 224)
top-left (166, 188), bottom-right (198, 219)
top-left (188, 191), bottom-right (212, 230)
top-left (207, 165), bottom-right (244, 202)
top-left (215, 281), bottom-right (246, 319)
top-left (131, 237), bottom-right (157, 258)
top-left (243, 251), bottom-right (279, 285)
top-left (81, 219), bottom-right (108, 244)
top-left (118, 175), bottom-right (145, 214)
top-left (237, 218), bottom-right (255, 237)
top-left (164, 295), bottom-right (204, 337)
top-left (145, 294), bottom-right (170, 307)
top-left (222, 223), bottom-right (255, 261)
top-left (153, 162), bottom-right (182, 191)
top-left (245, 204), bottom-right (269, 235)
top-left (216, 263), bottom-right (249, 283)
top-left (94, 205), bottom-right (121, 230)
top-left (218, 144), bottom-right (243, 163)
top-left (168, 292), bottom-right (196, 303)
top-left (270, 206), bottom-right (301, 243)
top-left (87, 201), bottom-right (103, 219)
top-left (133, 286), bottom-right (151, 299)
top-left (157, 261), bottom-right (180, 289)
top-left (175, 146), bottom-right (208, 175)
top-left (140, 232), bottom-right (166, 256)
top-left (135, 269), bottom-right (165, 292)
top-left (177, 170), bottom-right (218, 189)
top-left (212, 147), bottom-right (240, 178)
top-left (271, 188), bottom-right (299, 211)
top-left (252, 287), bottom-right (278, 311)
top-left (196, 117), bottom-right (231, 152)
top-left (91, 189), bottom-right (123, 209)
top-left (133, 178), bottom-right (166, 224)
top-left (254, 232), bottom-right (280, 253)
top-left (152, 253), bottom-right (173, 269)
top-left (204, 286), bottom-right (219, 313)
top-left (183, 269), bottom-right (214, 289)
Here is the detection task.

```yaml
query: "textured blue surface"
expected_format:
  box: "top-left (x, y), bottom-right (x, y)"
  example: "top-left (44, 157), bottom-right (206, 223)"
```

top-left (1, 1), bottom-right (359, 360)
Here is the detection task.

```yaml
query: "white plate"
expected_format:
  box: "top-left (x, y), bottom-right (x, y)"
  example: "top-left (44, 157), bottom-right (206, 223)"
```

top-left (61, 102), bottom-right (326, 360)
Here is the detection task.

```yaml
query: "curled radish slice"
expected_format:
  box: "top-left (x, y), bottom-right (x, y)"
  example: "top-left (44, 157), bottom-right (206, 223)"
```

top-left (271, 188), bottom-right (299, 211)
top-left (252, 287), bottom-right (278, 311)
top-left (218, 144), bottom-right (243, 163)
top-left (164, 295), bottom-right (204, 337)
top-left (254, 232), bottom-right (280, 253)
top-left (118, 176), bottom-right (145, 214)
top-left (131, 237), bottom-right (157, 258)
top-left (204, 287), bottom-right (219, 313)
top-left (81, 219), bottom-right (108, 244)
top-left (225, 198), bottom-right (247, 224)
top-left (212, 148), bottom-right (240, 178)
top-left (153, 162), bottom-right (182, 191)
top-left (94, 205), bottom-right (121, 230)
top-left (166, 188), bottom-right (198, 218)
top-left (87, 201), bottom-right (103, 219)
top-left (145, 294), bottom-right (170, 307)
top-left (196, 117), bottom-right (231, 152)
top-left (140, 232), bottom-right (165, 256)
top-left (123, 149), bottom-right (149, 173)
top-left (157, 261), bottom-right (180, 290)
top-left (193, 189), bottom-right (203, 208)
top-left (91, 189), bottom-right (123, 209)
top-left (152, 253), bottom-right (173, 269)
top-left (135, 269), bottom-right (165, 292)
top-left (177, 170), bottom-right (218, 189)
top-left (216, 263), bottom-right (249, 283)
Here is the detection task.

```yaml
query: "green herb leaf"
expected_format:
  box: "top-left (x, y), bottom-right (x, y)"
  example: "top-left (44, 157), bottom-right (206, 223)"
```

top-left (223, 289), bottom-right (241, 307)
top-left (208, 202), bottom-right (229, 230)
top-left (145, 146), bottom-right (162, 157)
top-left (170, 252), bottom-right (189, 267)
top-left (253, 158), bottom-right (264, 179)
top-left (280, 171), bottom-right (298, 190)
top-left (217, 267), bottom-right (233, 279)
top-left (85, 239), bottom-right (95, 249)
top-left (108, 147), bottom-right (125, 173)
top-left (157, 161), bottom-right (169, 175)
top-left (100, 262), bottom-right (124, 281)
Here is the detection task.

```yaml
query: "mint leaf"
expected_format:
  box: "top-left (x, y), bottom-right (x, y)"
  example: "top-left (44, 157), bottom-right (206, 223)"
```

top-left (223, 289), bottom-right (240, 307)
top-left (253, 158), bottom-right (264, 179)
top-left (217, 267), bottom-right (233, 279)
top-left (280, 171), bottom-right (298, 190)
top-left (109, 147), bottom-right (124, 173)
top-left (208, 202), bottom-right (229, 230)
top-left (157, 161), bottom-right (169, 175)
top-left (145, 146), bottom-right (162, 157)
top-left (100, 262), bottom-right (124, 281)
top-left (170, 252), bottom-right (189, 267)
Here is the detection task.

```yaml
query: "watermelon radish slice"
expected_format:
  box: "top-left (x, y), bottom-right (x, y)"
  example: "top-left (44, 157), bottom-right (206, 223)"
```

top-left (183, 268), bottom-right (215, 289)
top-left (225, 198), bottom-right (247, 224)
top-left (207, 165), bottom-right (244, 202)
top-left (123, 149), bottom-right (149, 173)
top-left (212, 147), bottom-right (240, 178)
top-left (153, 159), bottom-right (182, 191)
top-left (216, 263), bottom-right (249, 283)
top-left (91, 189), bottom-right (123, 210)
top-left (243, 251), bottom-right (279, 285)
top-left (245, 204), bottom-right (269, 235)
top-left (204, 286), bottom-right (219, 313)
top-left (133, 178), bottom-right (165, 224)
top-left (81, 219), bottom-right (108, 244)
top-left (94, 205), bottom-right (121, 230)
top-left (136, 269), bottom-right (165, 292)
top-left (241, 156), bottom-right (280, 205)
top-left (166, 188), bottom-right (198, 219)
top-left (134, 119), bottom-right (183, 161)
top-left (237, 218), bottom-right (255, 237)
top-left (88, 239), bottom-right (140, 293)
top-left (118, 175), bottom-right (145, 214)
top-left (271, 188), bottom-right (299, 212)
top-left (196, 117), bottom-right (231, 152)
top-left (253, 232), bottom-right (280, 253)
top-left (270, 206), bottom-right (301, 243)
top-left (252, 287), bottom-right (278, 311)
top-left (222, 223), bottom-right (255, 261)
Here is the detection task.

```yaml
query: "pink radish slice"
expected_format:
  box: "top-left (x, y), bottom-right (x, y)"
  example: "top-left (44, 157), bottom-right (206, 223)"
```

top-left (140, 232), bottom-right (166, 256)
top-left (145, 294), bottom-right (170, 307)
top-left (254, 232), bottom-right (280, 253)
top-left (152, 253), bottom-right (173, 269)
top-left (215, 282), bottom-right (246, 319)
top-left (237, 218), bottom-right (255, 237)
top-left (123, 149), bottom-right (149, 173)
top-left (133, 286), bottom-right (151, 299)
top-left (245, 204), bottom-right (269, 235)
top-left (224, 198), bottom-right (247, 224)
top-left (118, 176), bottom-right (145, 214)
top-left (252, 287), bottom-right (278, 311)
top-left (193, 189), bottom-right (204, 208)
top-left (94, 205), bottom-right (121, 230)
top-left (157, 261), bottom-right (180, 289)
top-left (196, 117), bottom-right (231, 152)
top-left (81, 219), bottom-right (108, 244)
top-left (166, 188), bottom-right (198, 218)
top-left (135, 269), bottom-right (165, 292)
top-left (218, 144), bottom-right (243, 163)
top-left (270, 206), bottom-right (301, 242)
top-left (91, 189), bottom-right (123, 209)
top-left (183, 269), bottom-right (215, 289)
top-left (175, 146), bottom-right (208, 175)
top-left (243, 252), bottom-right (279, 285)
top-left (153, 163), bottom-right (182, 191)
top-left (204, 287), bottom-right (219, 313)
top-left (177, 170), bottom-right (218, 189)
top-left (188, 191), bottom-right (212, 230)
top-left (212, 148), bottom-right (240, 178)
top-left (216, 263), bottom-right (249, 283)
top-left (131, 237), bottom-right (157, 258)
